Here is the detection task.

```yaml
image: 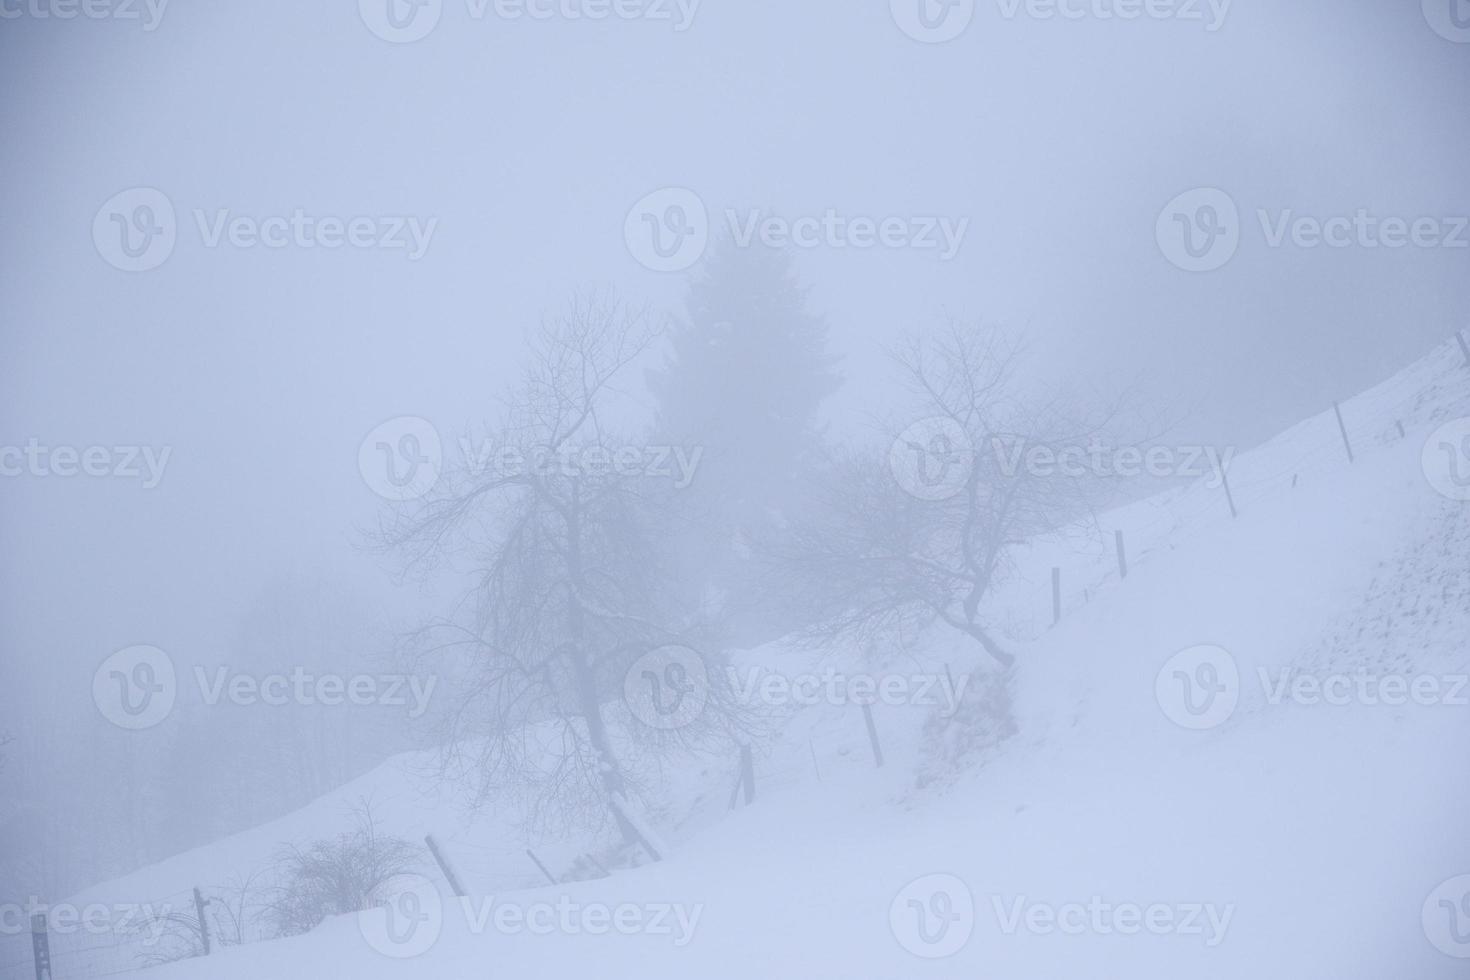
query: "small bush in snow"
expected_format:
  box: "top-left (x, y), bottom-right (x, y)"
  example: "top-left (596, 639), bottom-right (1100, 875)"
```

top-left (915, 673), bottom-right (1017, 790)
top-left (264, 802), bottom-right (421, 937)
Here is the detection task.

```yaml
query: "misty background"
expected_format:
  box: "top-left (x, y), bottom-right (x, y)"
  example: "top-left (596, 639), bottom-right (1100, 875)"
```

top-left (2, 0), bottom-right (1468, 900)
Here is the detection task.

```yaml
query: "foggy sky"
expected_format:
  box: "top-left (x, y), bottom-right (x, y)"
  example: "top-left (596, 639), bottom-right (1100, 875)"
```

top-left (2, 0), bottom-right (1467, 809)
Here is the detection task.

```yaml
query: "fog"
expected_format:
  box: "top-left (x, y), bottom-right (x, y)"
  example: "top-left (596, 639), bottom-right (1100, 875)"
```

top-left (2, 2), bottom-right (1469, 977)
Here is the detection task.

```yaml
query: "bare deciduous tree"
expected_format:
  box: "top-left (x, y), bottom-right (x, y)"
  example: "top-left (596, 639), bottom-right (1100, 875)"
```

top-left (383, 289), bottom-right (745, 847)
top-left (779, 319), bottom-right (1128, 670)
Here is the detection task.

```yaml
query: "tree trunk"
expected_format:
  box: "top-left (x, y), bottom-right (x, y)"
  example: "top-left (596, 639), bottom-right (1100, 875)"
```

top-left (965, 622), bottom-right (1015, 670)
top-left (563, 482), bottom-right (640, 845)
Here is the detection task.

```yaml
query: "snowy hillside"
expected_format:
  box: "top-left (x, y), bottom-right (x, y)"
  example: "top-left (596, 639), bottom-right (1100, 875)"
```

top-left (14, 340), bottom-right (1470, 979)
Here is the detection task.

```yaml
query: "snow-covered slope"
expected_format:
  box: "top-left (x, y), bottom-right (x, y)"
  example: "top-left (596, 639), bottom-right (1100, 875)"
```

top-left (20, 339), bottom-right (1470, 979)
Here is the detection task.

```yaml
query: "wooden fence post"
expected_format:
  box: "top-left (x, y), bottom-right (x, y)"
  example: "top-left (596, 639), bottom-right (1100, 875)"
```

top-left (1208, 447), bottom-right (1238, 518)
top-left (193, 888), bottom-right (211, 957)
top-left (1333, 402), bottom-right (1355, 464)
top-left (861, 703), bottom-right (885, 768)
top-left (1457, 330), bottom-right (1470, 368)
top-left (31, 914), bottom-right (51, 980)
top-left (608, 795), bottom-right (663, 863)
top-left (1115, 529), bottom-right (1128, 579)
top-left (526, 848), bottom-right (558, 886)
top-left (425, 835), bottom-right (467, 898)
top-left (1051, 567), bottom-right (1062, 625)
top-left (726, 746), bottom-right (755, 809)
top-left (739, 744), bottom-right (755, 805)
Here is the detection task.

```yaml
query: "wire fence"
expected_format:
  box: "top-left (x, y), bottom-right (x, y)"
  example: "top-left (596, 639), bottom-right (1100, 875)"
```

top-left (1008, 336), bottom-right (1470, 640)
top-left (11, 336), bottom-right (1467, 980)
top-left (0, 888), bottom-right (201, 980)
